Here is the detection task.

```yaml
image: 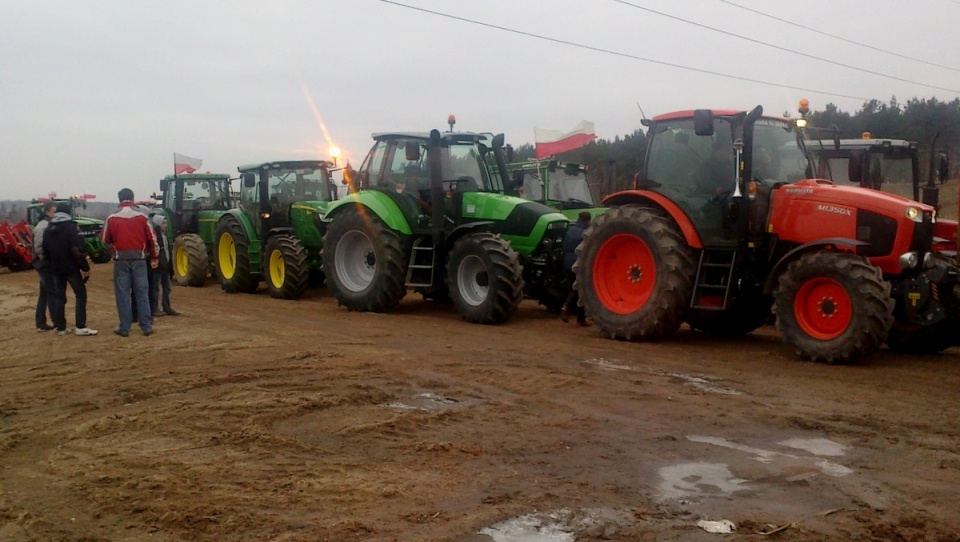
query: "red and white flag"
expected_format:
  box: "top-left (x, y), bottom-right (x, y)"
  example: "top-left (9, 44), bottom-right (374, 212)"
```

top-left (534, 121), bottom-right (597, 159)
top-left (174, 153), bottom-right (202, 175)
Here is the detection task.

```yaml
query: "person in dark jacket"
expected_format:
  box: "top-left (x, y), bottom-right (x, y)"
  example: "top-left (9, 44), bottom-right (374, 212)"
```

top-left (32, 201), bottom-right (58, 331)
top-left (560, 211), bottom-right (591, 326)
top-left (102, 188), bottom-right (158, 337)
top-left (42, 202), bottom-right (98, 336)
top-left (148, 214), bottom-right (178, 317)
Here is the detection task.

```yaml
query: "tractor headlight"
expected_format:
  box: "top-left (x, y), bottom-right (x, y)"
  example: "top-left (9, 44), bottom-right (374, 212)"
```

top-left (898, 251), bottom-right (919, 270)
top-left (905, 207), bottom-right (921, 222)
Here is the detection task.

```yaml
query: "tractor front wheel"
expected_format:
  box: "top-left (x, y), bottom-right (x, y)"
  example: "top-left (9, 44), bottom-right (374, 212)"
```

top-left (172, 233), bottom-right (209, 287)
top-left (575, 206), bottom-right (694, 341)
top-left (214, 218), bottom-right (258, 294)
top-left (322, 211), bottom-right (407, 312)
top-left (446, 233), bottom-right (524, 324)
top-left (264, 234), bottom-right (309, 299)
top-left (774, 251), bottom-right (893, 363)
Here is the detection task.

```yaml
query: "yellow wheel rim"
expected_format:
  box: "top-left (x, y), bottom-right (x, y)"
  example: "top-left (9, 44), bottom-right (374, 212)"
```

top-left (218, 232), bottom-right (236, 279)
top-left (269, 249), bottom-right (285, 288)
top-left (175, 246), bottom-right (189, 278)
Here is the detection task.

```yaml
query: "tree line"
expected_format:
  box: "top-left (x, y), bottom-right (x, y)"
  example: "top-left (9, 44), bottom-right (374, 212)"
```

top-left (513, 96), bottom-right (959, 200)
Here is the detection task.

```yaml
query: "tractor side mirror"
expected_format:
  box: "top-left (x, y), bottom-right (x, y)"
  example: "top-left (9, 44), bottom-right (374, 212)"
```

top-left (937, 154), bottom-right (949, 184)
top-left (241, 172), bottom-right (256, 188)
top-left (405, 142), bottom-right (420, 161)
top-left (693, 109), bottom-right (714, 136)
top-left (159, 179), bottom-right (168, 192)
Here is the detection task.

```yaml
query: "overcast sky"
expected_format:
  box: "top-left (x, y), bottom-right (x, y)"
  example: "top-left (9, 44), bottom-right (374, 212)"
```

top-left (2, 0), bottom-right (958, 202)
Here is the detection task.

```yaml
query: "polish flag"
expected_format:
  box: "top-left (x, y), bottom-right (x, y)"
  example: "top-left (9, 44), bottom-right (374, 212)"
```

top-left (534, 121), bottom-right (597, 159)
top-left (174, 153), bottom-right (202, 175)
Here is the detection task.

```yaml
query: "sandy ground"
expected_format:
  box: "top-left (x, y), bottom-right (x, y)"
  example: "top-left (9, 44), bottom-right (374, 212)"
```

top-left (1, 265), bottom-right (958, 542)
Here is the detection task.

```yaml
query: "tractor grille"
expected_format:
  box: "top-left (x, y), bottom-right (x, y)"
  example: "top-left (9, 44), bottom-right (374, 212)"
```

top-left (77, 223), bottom-right (102, 238)
top-left (910, 213), bottom-right (934, 254)
top-left (856, 211), bottom-right (897, 257)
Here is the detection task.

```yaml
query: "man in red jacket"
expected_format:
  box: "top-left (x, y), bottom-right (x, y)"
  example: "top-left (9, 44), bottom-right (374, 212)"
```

top-left (101, 188), bottom-right (159, 337)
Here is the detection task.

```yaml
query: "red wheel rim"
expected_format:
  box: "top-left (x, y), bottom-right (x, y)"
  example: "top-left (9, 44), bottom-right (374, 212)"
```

top-left (793, 277), bottom-right (852, 340)
top-left (593, 233), bottom-right (656, 315)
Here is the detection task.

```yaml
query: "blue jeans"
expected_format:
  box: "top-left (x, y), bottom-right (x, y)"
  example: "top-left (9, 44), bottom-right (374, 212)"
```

top-left (35, 266), bottom-right (55, 328)
top-left (114, 259), bottom-right (152, 333)
top-left (149, 265), bottom-right (173, 313)
top-left (50, 269), bottom-right (87, 331)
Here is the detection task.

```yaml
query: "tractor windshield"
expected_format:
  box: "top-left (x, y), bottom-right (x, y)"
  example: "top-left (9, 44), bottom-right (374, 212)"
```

top-left (809, 149), bottom-right (914, 188)
top-left (267, 168), bottom-right (333, 207)
top-left (171, 179), bottom-right (232, 212)
top-left (441, 143), bottom-right (488, 191)
top-left (645, 117), bottom-right (735, 199)
top-left (751, 120), bottom-right (808, 185)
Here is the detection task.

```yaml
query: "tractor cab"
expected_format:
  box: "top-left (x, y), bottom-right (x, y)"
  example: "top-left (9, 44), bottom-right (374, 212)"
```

top-left (349, 131), bottom-right (504, 233)
top-left (158, 173), bottom-right (233, 238)
top-left (807, 137), bottom-right (918, 191)
top-left (635, 108), bottom-right (807, 247)
top-left (501, 159), bottom-right (602, 221)
top-left (238, 160), bottom-right (337, 238)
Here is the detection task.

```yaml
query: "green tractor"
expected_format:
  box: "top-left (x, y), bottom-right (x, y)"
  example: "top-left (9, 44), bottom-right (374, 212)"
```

top-left (503, 159), bottom-right (607, 221)
top-left (213, 160), bottom-right (339, 299)
top-left (322, 129), bottom-right (570, 323)
top-left (26, 198), bottom-right (112, 264)
top-left (155, 173), bottom-right (235, 286)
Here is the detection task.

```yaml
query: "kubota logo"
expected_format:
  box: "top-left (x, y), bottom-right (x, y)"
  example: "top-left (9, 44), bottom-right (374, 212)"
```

top-left (817, 204), bottom-right (852, 216)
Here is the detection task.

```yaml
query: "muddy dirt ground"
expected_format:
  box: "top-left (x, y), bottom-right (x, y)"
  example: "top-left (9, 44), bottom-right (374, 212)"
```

top-left (1, 266), bottom-right (958, 542)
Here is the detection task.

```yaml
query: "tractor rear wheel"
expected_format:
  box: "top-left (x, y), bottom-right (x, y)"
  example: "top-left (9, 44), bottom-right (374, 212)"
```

top-left (774, 251), bottom-right (893, 363)
top-left (323, 211), bottom-right (407, 312)
top-left (264, 234), bottom-right (309, 299)
top-left (446, 233), bottom-right (524, 324)
top-left (89, 246), bottom-right (113, 264)
top-left (172, 233), bottom-right (209, 287)
top-left (214, 218), bottom-right (258, 294)
top-left (575, 206), bottom-right (694, 340)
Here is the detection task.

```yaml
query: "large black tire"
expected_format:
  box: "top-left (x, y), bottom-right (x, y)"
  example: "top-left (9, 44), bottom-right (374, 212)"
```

top-left (686, 294), bottom-right (773, 336)
top-left (885, 320), bottom-right (956, 354)
top-left (263, 234), bottom-right (309, 300)
top-left (773, 252), bottom-right (893, 363)
top-left (446, 233), bottom-right (524, 324)
top-left (90, 247), bottom-right (113, 264)
top-left (322, 211), bottom-right (407, 312)
top-left (574, 206), bottom-right (695, 341)
top-left (172, 233), bottom-right (209, 287)
top-left (214, 218), bottom-right (258, 294)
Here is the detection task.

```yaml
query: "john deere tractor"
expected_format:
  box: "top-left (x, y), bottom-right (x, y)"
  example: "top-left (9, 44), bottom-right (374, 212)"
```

top-left (213, 160), bottom-right (338, 299)
top-left (321, 129), bottom-right (569, 324)
top-left (575, 105), bottom-right (960, 363)
top-left (26, 198), bottom-right (111, 263)
top-left (155, 173), bottom-right (234, 286)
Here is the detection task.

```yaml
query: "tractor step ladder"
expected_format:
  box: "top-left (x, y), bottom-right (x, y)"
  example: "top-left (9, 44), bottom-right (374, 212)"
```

top-left (405, 237), bottom-right (435, 287)
top-left (690, 249), bottom-right (737, 311)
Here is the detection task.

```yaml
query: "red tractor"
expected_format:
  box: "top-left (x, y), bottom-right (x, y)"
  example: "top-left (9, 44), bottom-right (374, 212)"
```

top-left (0, 220), bottom-right (34, 272)
top-left (575, 105), bottom-right (958, 362)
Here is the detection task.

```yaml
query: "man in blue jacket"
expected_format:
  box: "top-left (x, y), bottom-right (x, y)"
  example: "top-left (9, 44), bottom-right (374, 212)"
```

top-left (42, 202), bottom-right (98, 336)
top-left (560, 212), bottom-right (591, 326)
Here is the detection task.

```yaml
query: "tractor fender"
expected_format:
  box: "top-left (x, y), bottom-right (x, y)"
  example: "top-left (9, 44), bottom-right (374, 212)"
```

top-left (763, 237), bottom-right (868, 295)
top-left (601, 190), bottom-right (703, 249)
top-left (443, 221), bottom-right (497, 250)
top-left (323, 192), bottom-right (413, 235)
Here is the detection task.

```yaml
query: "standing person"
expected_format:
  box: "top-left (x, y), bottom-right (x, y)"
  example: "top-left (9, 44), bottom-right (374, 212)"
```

top-left (102, 188), bottom-right (158, 337)
top-left (42, 202), bottom-right (98, 336)
top-left (149, 214), bottom-right (179, 317)
top-left (31, 201), bottom-right (57, 332)
top-left (560, 212), bottom-right (591, 327)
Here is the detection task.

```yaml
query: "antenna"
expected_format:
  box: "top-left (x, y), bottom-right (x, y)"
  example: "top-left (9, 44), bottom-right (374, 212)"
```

top-left (637, 103), bottom-right (650, 126)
